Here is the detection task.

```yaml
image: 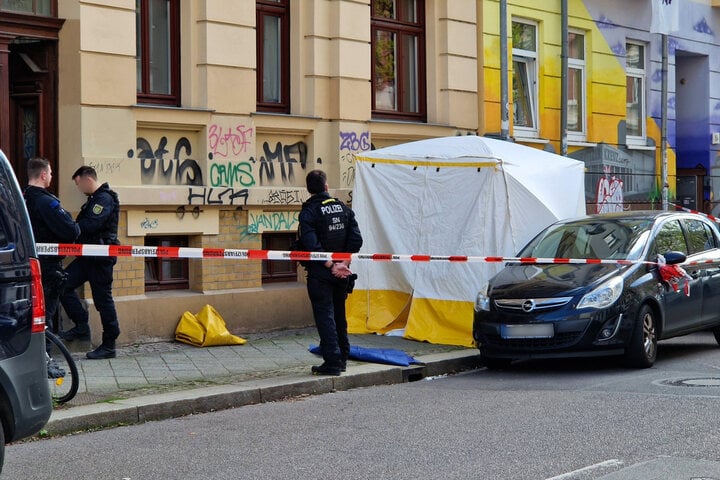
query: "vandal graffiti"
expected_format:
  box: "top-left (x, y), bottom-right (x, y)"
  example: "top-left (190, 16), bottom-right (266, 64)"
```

top-left (131, 136), bottom-right (203, 186)
top-left (596, 168), bottom-right (625, 214)
top-left (209, 161), bottom-right (256, 188)
top-left (339, 131), bottom-right (371, 152)
top-left (187, 187), bottom-right (249, 206)
top-left (247, 211), bottom-right (299, 234)
top-left (262, 189), bottom-right (306, 205)
top-left (89, 159), bottom-right (123, 176)
top-left (339, 131), bottom-right (370, 188)
top-left (208, 124), bottom-right (254, 159)
top-left (340, 152), bottom-right (356, 188)
top-left (140, 218), bottom-right (159, 229)
top-left (251, 141), bottom-right (308, 185)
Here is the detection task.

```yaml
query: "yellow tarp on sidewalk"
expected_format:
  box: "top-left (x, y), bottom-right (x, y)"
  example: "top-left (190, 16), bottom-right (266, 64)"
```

top-left (175, 304), bottom-right (247, 347)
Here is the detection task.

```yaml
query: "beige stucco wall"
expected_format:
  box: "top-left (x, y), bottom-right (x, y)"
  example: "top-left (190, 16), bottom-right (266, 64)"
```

top-left (55, 0), bottom-right (481, 344)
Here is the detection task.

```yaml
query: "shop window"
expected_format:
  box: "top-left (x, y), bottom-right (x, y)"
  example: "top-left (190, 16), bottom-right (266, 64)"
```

top-left (625, 42), bottom-right (646, 142)
top-left (512, 20), bottom-right (538, 136)
top-left (371, 0), bottom-right (426, 121)
top-left (145, 235), bottom-right (189, 291)
top-left (262, 232), bottom-right (298, 283)
top-left (256, 0), bottom-right (290, 113)
top-left (136, 0), bottom-right (180, 106)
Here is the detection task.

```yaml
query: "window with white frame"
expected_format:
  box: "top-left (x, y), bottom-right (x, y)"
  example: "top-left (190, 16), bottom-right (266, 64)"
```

top-left (567, 31), bottom-right (586, 139)
top-left (512, 20), bottom-right (538, 136)
top-left (625, 42), bottom-right (646, 141)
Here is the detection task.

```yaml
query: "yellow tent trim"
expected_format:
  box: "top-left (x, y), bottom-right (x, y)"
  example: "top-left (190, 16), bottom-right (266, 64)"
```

top-left (347, 289), bottom-right (412, 334)
top-left (404, 297), bottom-right (475, 348)
top-left (355, 155), bottom-right (498, 169)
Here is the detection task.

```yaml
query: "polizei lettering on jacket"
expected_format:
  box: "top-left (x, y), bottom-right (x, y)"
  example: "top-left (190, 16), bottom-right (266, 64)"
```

top-left (320, 204), bottom-right (344, 215)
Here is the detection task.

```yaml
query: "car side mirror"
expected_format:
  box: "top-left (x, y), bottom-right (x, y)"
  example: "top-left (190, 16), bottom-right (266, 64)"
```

top-left (662, 251), bottom-right (687, 265)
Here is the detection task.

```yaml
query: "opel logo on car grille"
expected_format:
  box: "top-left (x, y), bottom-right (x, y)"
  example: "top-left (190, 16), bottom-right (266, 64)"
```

top-left (521, 299), bottom-right (536, 312)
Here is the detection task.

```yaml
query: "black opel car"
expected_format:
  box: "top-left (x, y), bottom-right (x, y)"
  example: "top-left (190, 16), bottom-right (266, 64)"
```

top-left (473, 211), bottom-right (720, 369)
top-left (0, 151), bottom-right (52, 471)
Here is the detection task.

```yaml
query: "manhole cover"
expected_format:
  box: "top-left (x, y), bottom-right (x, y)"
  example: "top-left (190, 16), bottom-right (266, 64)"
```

top-left (657, 377), bottom-right (720, 388)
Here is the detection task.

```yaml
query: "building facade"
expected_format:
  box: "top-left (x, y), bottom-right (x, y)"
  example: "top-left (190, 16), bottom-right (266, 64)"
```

top-left (0, 0), bottom-right (478, 343)
top-left (481, 0), bottom-right (720, 214)
top-left (2, 0), bottom-right (719, 344)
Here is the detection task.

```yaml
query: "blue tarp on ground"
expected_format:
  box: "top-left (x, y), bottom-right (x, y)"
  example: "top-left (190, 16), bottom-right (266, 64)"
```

top-left (308, 344), bottom-right (422, 367)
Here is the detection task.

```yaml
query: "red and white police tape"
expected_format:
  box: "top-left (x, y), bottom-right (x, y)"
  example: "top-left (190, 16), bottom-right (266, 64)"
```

top-left (670, 202), bottom-right (720, 223)
top-left (32, 242), bottom-right (666, 266)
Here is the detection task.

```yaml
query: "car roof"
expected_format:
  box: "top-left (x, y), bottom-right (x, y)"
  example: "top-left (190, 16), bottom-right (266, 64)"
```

top-left (558, 210), bottom-right (709, 225)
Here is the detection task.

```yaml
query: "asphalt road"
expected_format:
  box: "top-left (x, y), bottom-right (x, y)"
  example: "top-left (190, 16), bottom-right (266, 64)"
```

top-left (6, 332), bottom-right (720, 480)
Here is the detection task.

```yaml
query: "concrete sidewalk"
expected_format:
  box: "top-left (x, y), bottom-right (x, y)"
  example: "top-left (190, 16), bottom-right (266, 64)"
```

top-left (46, 328), bottom-right (481, 435)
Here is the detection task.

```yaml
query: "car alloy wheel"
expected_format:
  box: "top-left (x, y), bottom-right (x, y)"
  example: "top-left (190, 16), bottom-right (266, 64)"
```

top-left (625, 304), bottom-right (657, 368)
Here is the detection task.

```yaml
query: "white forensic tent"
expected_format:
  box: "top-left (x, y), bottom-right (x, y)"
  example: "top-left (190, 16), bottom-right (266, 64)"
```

top-left (346, 135), bottom-right (585, 346)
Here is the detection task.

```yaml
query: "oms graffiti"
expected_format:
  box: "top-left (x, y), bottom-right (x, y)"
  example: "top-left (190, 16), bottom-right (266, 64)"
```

top-left (130, 137), bottom-right (203, 186)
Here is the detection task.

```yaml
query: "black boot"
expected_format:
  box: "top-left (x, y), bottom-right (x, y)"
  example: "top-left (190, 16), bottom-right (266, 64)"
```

top-left (59, 326), bottom-right (91, 342)
top-left (311, 362), bottom-right (342, 376)
top-left (86, 344), bottom-right (116, 360)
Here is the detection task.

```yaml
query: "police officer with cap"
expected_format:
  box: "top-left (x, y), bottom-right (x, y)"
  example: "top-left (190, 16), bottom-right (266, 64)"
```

top-left (298, 170), bottom-right (362, 376)
top-left (24, 157), bottom-right (80, 334)
top-left (60, 166), bottom-right (121, 359)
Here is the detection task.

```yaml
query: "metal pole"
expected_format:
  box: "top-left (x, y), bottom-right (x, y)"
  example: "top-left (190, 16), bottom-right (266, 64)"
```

top-left (560, 0), bottom-right (568, 156)
top-left (500, 0), bottom-right (509, 140)
top-left (661, 33), bottom-right (669, 211)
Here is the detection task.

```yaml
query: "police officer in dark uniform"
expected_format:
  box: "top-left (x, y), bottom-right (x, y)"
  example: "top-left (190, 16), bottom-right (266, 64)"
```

top-left (298, 170), bottom-right (362, 376)
top-left (59, 166), bottom-right (121, 360)
top-left (24, 158), bottom-right (80, 333)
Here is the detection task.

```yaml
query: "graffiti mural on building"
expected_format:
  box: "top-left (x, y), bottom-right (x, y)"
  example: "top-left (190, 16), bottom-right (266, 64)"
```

top-left (247, 210), bottom-right (299, 234)
top-left (596, 166), bottom-right (625, 214)
top-left (208, 123), bottom-right (254, 159)
top-left (262, 189), bottom-right (306, 205)
top-left (570, 142), bottom-right (656, 212)
top-left (339, 130), bottom-right (370, 188)
top-left (251, 141), bottom-right (308, 185)
top-left (130, 136), bottom-right (203, 186)
top-left (187, 187), bottom-right (249, 206)
top-left (209, 161), bottom-right (256, 188)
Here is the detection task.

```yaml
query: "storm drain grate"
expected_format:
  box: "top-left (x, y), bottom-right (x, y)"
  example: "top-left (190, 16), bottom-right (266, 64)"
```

top-left (657, 377), bottom-right (720, 388)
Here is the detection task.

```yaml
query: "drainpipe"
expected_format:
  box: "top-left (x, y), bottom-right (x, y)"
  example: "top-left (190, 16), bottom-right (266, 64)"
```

top-left (500, 0), bottom-right (509, 140)
top-left (560, 0), bottom-right (568, 156)
top-left (661, 34), bottom-right (669, 211)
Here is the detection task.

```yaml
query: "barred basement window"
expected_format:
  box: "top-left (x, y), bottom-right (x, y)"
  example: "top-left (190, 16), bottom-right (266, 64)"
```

top-left (144, 235), bottom-right (189, 291)
top-left (262, 232), bottom-right (298, 283)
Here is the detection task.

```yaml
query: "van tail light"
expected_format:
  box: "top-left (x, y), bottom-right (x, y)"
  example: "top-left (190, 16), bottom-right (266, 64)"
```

top-left (30, 258), bottom-right (46, 334)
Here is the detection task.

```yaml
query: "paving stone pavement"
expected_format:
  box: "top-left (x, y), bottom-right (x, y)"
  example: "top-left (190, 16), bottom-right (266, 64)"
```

top-left (58, 328), bottom-right (469, 409)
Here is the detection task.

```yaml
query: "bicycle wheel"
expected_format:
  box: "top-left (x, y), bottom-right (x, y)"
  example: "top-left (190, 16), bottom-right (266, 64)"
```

top-left (46, 330), bottom-right (79, 404)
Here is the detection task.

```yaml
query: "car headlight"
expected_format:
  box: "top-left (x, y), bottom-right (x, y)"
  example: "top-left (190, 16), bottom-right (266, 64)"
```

top-left (475, 283), bottom-right (490, 312)
top-left (577, 276), bottom-right (623, 310)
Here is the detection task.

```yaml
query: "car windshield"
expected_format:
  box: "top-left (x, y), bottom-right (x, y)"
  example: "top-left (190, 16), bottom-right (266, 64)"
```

top-left (518, 218), bottom-right (654, 260)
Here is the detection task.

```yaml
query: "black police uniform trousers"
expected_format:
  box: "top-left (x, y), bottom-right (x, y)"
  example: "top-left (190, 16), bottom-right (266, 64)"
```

top-left (60, 256), bottom-right (120, 346)
top-left (306, 264), bottom-right (350, 367)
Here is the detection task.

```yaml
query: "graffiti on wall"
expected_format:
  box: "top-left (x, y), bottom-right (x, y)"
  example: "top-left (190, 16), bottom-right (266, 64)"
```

top-left (262, 189), bottom-right (307, 205)
top-left (129, 136), bottom-right (203, 186)
top-left (338, 131), bottom-right (370, 188)
top-left (251, 141), bottom-right (309, 186)
top-left (595, 166), bottom-right (625, 214)
top-left (247, 210), bottom-right (299, 234)
top-left (208, 123), bottom-right (254, 159)
top-left (187, 186), bottom-right (249, 206)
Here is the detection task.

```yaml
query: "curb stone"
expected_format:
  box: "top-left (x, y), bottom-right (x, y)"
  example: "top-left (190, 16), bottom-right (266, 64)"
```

top-left (44, 351), bottom-right (481, 436)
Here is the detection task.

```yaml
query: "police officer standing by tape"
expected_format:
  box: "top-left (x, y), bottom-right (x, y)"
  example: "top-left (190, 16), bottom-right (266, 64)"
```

top-left (298, 170), bottom-right (363, 376)
top-left (24, 158), bottom-right (80, 334)
top-left (60, 166), bottom-right (121, 360)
